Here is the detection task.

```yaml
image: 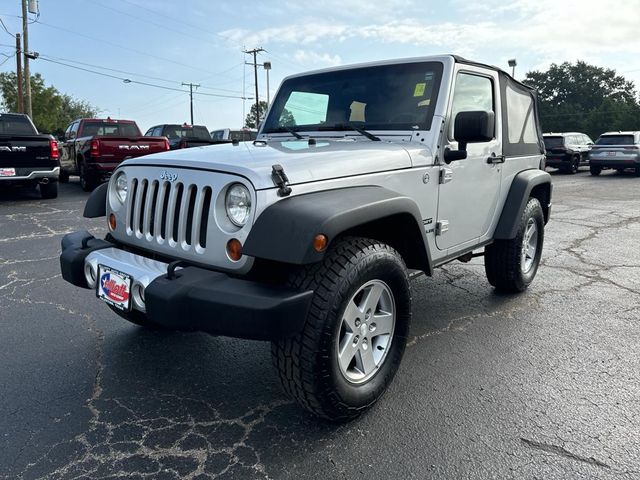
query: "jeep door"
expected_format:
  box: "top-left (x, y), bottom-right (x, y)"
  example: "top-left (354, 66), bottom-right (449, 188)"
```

top-left (436, 68), bottom-right (502, 251)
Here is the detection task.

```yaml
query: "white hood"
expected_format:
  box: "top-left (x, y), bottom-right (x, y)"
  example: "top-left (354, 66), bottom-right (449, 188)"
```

top-left (122, 138), bottom-right (420, 190)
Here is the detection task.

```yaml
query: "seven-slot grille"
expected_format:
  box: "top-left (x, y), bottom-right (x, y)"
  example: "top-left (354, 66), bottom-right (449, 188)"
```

top-left (125, 177), bottom-right (213, 252)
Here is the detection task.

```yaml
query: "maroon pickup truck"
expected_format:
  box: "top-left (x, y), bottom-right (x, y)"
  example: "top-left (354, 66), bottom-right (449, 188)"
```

top-left (59, 118), bottom-right (169, 191)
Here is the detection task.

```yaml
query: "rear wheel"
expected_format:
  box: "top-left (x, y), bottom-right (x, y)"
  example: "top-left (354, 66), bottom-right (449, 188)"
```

top-left (79, 163), bottom-right (95, 192)
top-left (485, 198), bottom-right (544, 293)
top-left (590, 165), bottom-right (602, 176)
top-left (40, 181), bottom-right (58, 199)
top-left (570, 156), bottom-right (580, 174)
top-left (271, 237), bottom-right (411, 421)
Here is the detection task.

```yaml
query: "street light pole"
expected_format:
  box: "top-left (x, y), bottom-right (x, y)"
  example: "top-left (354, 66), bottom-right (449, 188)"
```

top-left (263, 61), bottom-right (272, 107)
top-left (508, 58), bottom-right (517, 78)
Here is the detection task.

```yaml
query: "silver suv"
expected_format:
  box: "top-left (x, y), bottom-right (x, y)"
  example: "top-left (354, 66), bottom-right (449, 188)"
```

top-left (589, 131), bottom-right (640, 176)
top-left (60, 55), bottom-right (552, 421)
top-left (543, 132), bottom-right (593, 174)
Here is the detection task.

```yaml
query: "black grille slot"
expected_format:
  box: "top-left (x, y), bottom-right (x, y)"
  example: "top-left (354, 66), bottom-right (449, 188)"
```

top-left (138, 180), bottom-right (148, 234)
top-left (185, 185), bottom-right (197, 246)
top-left (149, 180), bottom-right (159, 236)
top-left (160, 181), bottom-right (170, 240)
top-left (200, 186), bottom-right (212, 248)
top-left (128, 178), bottom-right (138, 231)
top-left (172, 183), bottom-right (184, 243)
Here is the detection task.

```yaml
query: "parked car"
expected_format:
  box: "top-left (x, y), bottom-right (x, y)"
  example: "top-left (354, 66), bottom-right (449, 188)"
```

top-left (144, 124), bottom-right (217, 150)
top-left (0, 113), bottom-right (60, 198)
top-left (588, 131), bottom-right (640, 176)
top-left (59, 118), bottom-right (169, 191)
top-left (210, 128), bottom-right (257, 142)
top-left (60, 54), bottom-right (551, 421)
top-left (543, 132), bottom-right (593, 174)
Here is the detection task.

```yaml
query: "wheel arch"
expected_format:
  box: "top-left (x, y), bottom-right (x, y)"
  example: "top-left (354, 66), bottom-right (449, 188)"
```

top-left (243, 186), bottom-right (433, 274)
top-left (494, 169), bottom-right (552, 240)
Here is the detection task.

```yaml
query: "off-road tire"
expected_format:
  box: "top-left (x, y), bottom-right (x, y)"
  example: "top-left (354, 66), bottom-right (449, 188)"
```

top-left (59, 169), bottom-right (70, 183)
top-left (484, 198), bottom-right (544, 293)
top-left (271, 237), bottom-right (412, 421)
top-left (590, 165), bottom-right (602, 176)
top-left (40, 181), bottom-right (58, 199)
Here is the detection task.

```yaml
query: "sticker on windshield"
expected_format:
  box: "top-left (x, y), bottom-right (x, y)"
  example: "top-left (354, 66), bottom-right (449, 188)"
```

top-left (413, 83), bottom-right (426, 97)
top-left (417, 99), bottom-right (431, 107)
top-left (349, 101), bottom-right (366, 122)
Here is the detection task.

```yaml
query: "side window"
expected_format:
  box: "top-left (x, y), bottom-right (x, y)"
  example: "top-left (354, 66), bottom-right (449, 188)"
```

top-left (153, 126), bottom-right (163, 136)
top-left (144, 128), bottom-right (154, 136)
top-left (70, 121), bottom-right (80, 137)
top-left (505, 84), bottom-right (537, 144)
top-left (450, 72), bottom-right (494, 139)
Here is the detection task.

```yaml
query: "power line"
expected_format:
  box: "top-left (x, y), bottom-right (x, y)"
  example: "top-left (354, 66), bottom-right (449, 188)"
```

top-left (37, 56), bottom-right (251, 99)
top-left (0, 17), bottom-right (15, 38)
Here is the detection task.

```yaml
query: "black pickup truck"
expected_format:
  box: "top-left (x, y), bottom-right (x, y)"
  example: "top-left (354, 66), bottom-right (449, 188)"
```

top-left (144, 124), bottom-right (218, 149)
top-left (0, 113), bottom-right (60, 199)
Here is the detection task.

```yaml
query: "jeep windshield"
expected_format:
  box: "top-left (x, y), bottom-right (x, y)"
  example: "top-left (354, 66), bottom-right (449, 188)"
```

top-left (263, 62), bottom-right (443, 134)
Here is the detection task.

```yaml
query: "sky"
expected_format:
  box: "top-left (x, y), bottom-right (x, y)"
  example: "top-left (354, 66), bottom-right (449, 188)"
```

top-left (1, 0), bottom-right (639, 133)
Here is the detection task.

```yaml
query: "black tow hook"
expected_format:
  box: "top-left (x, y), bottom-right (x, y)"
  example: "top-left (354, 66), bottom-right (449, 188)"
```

top-left (167, 260), bottom-right (189, 280)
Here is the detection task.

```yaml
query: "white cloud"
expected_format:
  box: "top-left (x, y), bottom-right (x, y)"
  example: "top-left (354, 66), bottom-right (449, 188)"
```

top-left (293, 50), bottom-right (342, 67)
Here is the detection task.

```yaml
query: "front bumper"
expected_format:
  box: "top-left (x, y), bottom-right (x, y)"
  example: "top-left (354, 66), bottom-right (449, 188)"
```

top-left (59, 231), bottom-right (313, 340)
top-left (0, 166), bottom-right (59, 184)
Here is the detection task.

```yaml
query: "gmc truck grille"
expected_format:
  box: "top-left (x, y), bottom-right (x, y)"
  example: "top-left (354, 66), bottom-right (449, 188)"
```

top-left (125, 177), bottom-right (213, 251)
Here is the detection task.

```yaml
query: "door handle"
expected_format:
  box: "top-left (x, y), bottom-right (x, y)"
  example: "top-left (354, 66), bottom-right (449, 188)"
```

top-left (487, 154), bottom-right (505, 164)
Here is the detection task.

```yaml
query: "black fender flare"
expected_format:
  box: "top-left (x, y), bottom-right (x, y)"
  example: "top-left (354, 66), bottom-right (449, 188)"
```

top-left (243, 186), bottom-right (432, 273)
top-left (83, 182), bottom-right (108, 218)
top-left (494, 169), bottom-right (552, 239)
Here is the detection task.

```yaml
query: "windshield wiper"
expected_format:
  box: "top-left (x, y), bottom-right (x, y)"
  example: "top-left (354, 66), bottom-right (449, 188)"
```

top-left (284, 126), bottom-right (304, 139)
top-left (333, 123), bottom-right (380, 141)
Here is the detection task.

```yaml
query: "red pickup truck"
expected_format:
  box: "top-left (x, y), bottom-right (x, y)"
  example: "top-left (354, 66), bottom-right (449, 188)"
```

top-left (59, 118), bottom-right (169, 191)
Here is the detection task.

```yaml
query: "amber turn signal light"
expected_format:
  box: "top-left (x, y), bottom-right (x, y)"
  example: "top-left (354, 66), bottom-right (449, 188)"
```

top-left (226, 238), bottom-right (243, 261)
top-left (313, 234), bottom-right (328, 252)
top-left (108, 213), bottom-right (117, 231)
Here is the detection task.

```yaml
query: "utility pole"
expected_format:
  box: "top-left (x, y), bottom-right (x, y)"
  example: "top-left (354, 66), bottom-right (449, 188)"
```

top-left (21, 0), bottom-right (32, 118)
top-left (243, 47), bottom-right (264, 127)
top-left (15, 33), bottom-right (24, 114)
top-left (181, 82), bottom-right (200, 125)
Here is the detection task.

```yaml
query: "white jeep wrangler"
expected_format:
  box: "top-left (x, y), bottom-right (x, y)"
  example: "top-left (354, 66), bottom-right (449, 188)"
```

top-left (60, 55), bottom-right (551, 421)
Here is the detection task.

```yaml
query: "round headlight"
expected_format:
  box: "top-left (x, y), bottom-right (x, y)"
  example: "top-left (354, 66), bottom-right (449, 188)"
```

top-left (225, 183), bottom-right (251, 227)
top-left (114, 172), bottom-right (128, 204)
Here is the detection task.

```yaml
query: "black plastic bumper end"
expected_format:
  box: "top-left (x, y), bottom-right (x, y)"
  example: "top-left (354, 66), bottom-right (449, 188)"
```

top-left (59, 231), bottom-right (113, 288)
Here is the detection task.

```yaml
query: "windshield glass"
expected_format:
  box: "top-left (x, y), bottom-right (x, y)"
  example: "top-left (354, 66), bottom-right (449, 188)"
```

top-left (595, 135), bottom-right (635, 146)
top-left (82, 121), bottom-right (140, 137)
top-left (263, 62), bottom-right (443, 133)
top-left (163, 125), bottom-right (211, 140)
top-left (0, 114), bottom-right (38, 135)
top-left (543, 136), bottom-right (564, 148)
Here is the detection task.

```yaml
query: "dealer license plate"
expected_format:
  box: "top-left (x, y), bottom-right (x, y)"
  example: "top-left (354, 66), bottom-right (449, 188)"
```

top-left (0, 168), bottom-right (16, 177)
top-left (97, 264), bottom-right (132, 311)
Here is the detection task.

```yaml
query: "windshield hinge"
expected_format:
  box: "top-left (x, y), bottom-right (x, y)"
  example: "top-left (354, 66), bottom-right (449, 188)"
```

top-left (271, 164), bottom-right (292, 197)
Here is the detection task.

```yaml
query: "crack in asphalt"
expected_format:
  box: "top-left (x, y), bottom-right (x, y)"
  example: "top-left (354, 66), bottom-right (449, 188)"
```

top-left (520, 437), bottom-right (610, 469)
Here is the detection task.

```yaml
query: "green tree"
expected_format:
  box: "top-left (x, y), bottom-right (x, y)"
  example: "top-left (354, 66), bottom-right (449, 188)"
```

top-left (244, 100), bottom-right (269, 128)
top-left (0, 72), bottom-right (98, 136)
top-left (524, 61), bottom-right (640, 139)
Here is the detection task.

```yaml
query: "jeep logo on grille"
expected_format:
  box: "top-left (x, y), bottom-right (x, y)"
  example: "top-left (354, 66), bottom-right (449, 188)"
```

top-left (159, 170), bottom-right (178, 182)
top-left (118, 145), bottom-right (150, 150)
top-left (0, 146), bottom-right (27, 152)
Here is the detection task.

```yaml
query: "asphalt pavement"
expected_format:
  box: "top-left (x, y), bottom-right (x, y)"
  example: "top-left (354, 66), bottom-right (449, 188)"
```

top-left (1, 169), bottom-right (639, 479)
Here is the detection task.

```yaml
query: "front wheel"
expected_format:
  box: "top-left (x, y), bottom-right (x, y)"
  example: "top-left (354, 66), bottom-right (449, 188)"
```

top-left (272, 237), bottom-right (412, 421)
top-left (485, 198), bottom-right (544, 293)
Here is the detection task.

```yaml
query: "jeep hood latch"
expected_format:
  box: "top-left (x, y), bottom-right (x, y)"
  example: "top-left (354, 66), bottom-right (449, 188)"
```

top-left (271, 164), bottom-right (292, 197)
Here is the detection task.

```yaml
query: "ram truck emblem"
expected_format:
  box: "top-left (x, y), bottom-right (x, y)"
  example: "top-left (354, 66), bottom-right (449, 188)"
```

top-left (118, 145), bottom-right (150, 151)
top-left (0, 146), bottom-right (27, 152)
top-left (159, 170), bottom-right (178, 182)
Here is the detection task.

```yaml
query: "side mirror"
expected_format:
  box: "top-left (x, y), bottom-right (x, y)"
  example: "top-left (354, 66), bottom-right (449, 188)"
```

top-left (444, 110), bottom-right (495, 164)
top-left (454, 110), bottom-right (495, 150)
top-left (68, 131), bottom-right (77, 140)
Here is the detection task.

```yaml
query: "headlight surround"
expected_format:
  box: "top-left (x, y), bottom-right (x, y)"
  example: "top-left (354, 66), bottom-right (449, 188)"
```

top-left (114, 171), bottom-right (128, 204)
top-left (225, 183), bottom-right (252, 227)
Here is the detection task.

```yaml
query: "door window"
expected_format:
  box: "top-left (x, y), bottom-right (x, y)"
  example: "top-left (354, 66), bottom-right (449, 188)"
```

top-left (450, 73), bottom-right (494, 139)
